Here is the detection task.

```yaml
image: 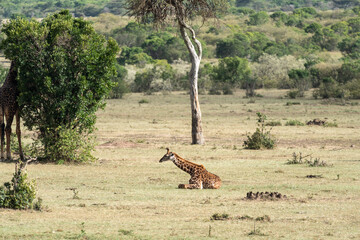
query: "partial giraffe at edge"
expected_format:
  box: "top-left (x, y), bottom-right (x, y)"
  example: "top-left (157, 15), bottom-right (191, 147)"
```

top-left (0, 61), bottom-right (24, 161)
top-left (159, 148), bottom-right (221, 189)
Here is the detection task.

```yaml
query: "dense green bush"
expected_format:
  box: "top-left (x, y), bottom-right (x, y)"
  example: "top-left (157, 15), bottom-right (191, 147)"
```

top-left (337, 60), bottom-right (360, 84)
top-left (243, 112), bottom-right (276, 150)
top-left (142, 32), bottom-right (188, 63)
top-left (0, 64), bottom-right (8, 86)
top-left (313, 77), bottom-right (344, 99)
top-left (338, 37), bottom-right (360, 59)
top-left (0, 167), bottom-right (37, 210)
top-left (247, 11), bottom-right (269, 25)
top-left (210, 57), bottom-right (251, 95)
top-left (285, 119), bottom-right (305, 126)
top-left (132, 60), bottom-right (175, 93)
top-left (43, 126), bottom-right (96, 164)
top-left (109, 64), bottom-right (129, 99)
top-left (288, 69), bottom-right (311, 97)
top-left (1, 11), bottom-right (119, 163)
top-left (118, 47), bottom-right (154, 66)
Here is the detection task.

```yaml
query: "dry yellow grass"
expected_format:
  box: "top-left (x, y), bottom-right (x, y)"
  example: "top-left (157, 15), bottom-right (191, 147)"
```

top-left (0, 89), bottom-right (360, 239)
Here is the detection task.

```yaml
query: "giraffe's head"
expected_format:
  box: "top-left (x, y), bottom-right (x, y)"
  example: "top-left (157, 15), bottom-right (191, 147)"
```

top-left (159, 148), bottom-right (176, 163)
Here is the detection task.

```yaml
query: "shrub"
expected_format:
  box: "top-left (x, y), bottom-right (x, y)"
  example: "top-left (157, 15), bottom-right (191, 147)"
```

top-left (118, 47), bottom-right (154, 66)
top-left (286, 101), bottom-right (301, 106)
top-left (313, 77), bottom-right (344, 99)
top-left (210, 57), bottom-right (251, 95)
top-left (265, 121), bottom-right (282, 126)
top-left (0, 164), bottom-right (37, 210)
top-left (285, 120), bottom-right (305, 126)
top-left (132, 60), bottom-right (175, 94)
top-left (243, 112), bottom-right (276, 150)
top-left (43, 126), bottom-right (96, 164)
top-left (288, 69), bottom-right (311, 96)
top-left (287, 90), bottom-right (302, 99)
top-left (109, 64), bottom-right (129, 99)
top-left (211, 213), bottom-right (230, 220)
top-left (247, 11), bottom-right (269, 26)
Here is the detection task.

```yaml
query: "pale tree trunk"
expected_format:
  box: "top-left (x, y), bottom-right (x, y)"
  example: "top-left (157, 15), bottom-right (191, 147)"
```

top-left (179, 22), bottom-right (205, 145)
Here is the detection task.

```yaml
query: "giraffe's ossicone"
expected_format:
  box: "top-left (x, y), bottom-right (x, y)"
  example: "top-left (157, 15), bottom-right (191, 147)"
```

top-left (159, 148), bottom-right (222, 189)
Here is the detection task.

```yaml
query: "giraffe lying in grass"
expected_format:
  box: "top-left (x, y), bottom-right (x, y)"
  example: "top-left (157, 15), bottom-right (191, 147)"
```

top-left (159, 148), bottom-right (221, 189)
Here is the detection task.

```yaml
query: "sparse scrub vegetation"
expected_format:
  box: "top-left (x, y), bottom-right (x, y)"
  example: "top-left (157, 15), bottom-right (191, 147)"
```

top-left (286, 152), bottom-right (332, 167)
top-left (265, 121), bottom-right (282, 126)
top-left (244, 112), bottom-right (276, 150)
top-left (285, 119), bottom-right (305, 126)
top-left (0, 162), bottom-right (37, 210)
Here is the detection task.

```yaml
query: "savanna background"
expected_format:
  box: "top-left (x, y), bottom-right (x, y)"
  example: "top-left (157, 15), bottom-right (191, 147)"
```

top-left (0, 0), bottom-right (360, 239)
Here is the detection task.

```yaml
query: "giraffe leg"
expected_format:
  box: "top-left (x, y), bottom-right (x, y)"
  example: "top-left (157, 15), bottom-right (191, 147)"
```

top-left (179, 179), bottom-right (203, 189)
top-left (178, 183), bottom-right (201, 189)
top-left (5, 111), bottom-right (14, 161)
top-left (15, 110), bottom-right (24, 161)
top-left (0, 108), bottom-right (4, 160)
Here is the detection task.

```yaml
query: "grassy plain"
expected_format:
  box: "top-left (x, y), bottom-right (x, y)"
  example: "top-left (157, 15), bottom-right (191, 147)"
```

top-left (0, 89), bottom-right (360, 239)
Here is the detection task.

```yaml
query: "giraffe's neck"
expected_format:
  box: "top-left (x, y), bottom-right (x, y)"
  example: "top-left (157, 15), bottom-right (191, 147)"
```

top-left (3, 61), bottom-right (18, 86)
top-left (172, 153), bottom-right (202, 175)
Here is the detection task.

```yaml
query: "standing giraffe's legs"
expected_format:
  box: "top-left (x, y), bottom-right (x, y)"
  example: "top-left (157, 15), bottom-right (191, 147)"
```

top-left (4, 110), bottom-right (15, 160)
top-left (15, 110), bottom-right (24, 161)
top-left (0, 107), bottom-right (4, 160)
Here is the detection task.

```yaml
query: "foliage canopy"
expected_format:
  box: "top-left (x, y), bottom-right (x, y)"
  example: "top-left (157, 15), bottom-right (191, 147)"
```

top-left (1, 10), bottom-right (119, 162)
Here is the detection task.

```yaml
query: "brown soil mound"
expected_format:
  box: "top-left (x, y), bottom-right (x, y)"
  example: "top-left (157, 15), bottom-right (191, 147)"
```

top-left (306, 118), bottom-right (326, 126)
top-left (246, 191), bottom-right (287, 200)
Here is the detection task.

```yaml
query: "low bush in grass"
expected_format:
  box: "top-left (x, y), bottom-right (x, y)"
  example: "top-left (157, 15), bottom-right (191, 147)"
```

top-left (243, 112), bottom-right (276, 150)
top-left (285, 119), bottom-right (305, 126)
top-left (0, 164), bottom-right (37, 210)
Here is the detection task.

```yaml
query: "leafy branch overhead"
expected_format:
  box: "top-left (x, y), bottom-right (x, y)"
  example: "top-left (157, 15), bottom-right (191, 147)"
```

top-left (125, 0), bottom-right (228, 26)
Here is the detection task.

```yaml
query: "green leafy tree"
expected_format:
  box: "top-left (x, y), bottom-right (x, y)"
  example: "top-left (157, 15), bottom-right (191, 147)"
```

top-left (215, 32), bottom-right (251, 58)
top-left (338, 60), bottom-right (360, 84)
top-left (331, 21), bottom-right (349, 36)
top-left (110, 22), bottom-right (151, 48)
top-left (211, 57), bottom-right (251, 95)
top-left (270, 11), bottom-right (288, 22)
top-left (132, 60), bottom-right (175, 93)
top-left (109, 64), bottom-right (129, 99)
top-left (347, 17), bottom-right (360, 34)
top-left (311, 27), bottom-right (339, 51)
top-left (293, 7), bottom-right (317, 18)
top-left (142, 32), bottom-right (188, 63)
top-left (118, 46), bottom-right (154, 66)
top-left (305, 22), bottom-right (322, 33)
top-left (247, 11), bottom-right (269, 26)
top-left (288, 69), bottom-right (311, 97)
top-left (1, 11), bottom-right (119, 163)
top-left (338, 36), bottom-right (360, 59)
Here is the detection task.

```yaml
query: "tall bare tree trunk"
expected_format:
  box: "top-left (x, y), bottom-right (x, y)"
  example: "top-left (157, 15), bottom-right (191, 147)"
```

top-left (179, 23), bottom-right (205, 145)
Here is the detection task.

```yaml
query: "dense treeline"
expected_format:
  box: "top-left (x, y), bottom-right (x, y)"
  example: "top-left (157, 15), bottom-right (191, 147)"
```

top-left (101, 6), bottom-right (360, 99)
top-left (0, 0), bottom-right (125, 18)
top-left (1, 2), bottom-right (360, 99)
top-left (0, 0), bottom-right (359, 18)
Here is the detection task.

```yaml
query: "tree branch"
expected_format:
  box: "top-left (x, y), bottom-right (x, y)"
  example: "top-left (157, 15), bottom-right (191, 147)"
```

top-left (178, 20), bottom-right (202, 61)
